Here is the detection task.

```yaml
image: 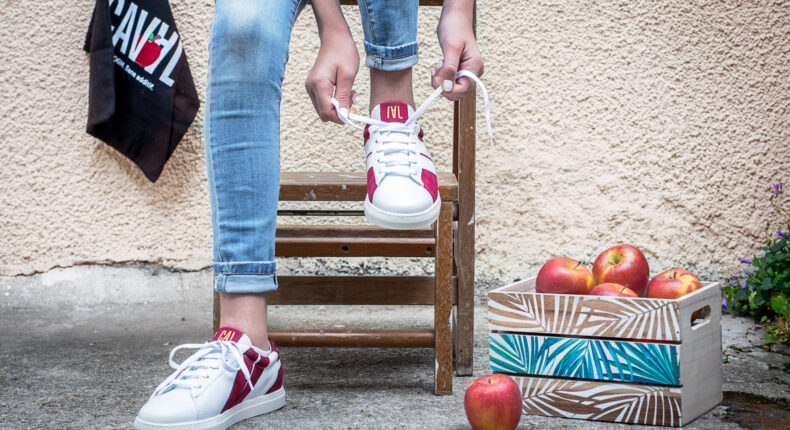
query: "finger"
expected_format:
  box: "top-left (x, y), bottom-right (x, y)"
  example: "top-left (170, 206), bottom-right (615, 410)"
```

top-left (333, 69), bottom-right (355, 110)
top-left (437, 44), bottom-right (462, 94)
top-left (315, 81), bottom-right (342, 124)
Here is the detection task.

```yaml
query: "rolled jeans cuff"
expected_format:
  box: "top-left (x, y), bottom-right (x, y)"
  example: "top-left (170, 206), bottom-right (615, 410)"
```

top-left (213, 261), bottom-right (278, 293)
top-left (364, 40), bottom-right (419, 71)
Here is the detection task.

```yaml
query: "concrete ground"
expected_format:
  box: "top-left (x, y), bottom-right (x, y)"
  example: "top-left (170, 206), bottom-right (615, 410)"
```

top-left (2, 265), bottom-right (789, 429)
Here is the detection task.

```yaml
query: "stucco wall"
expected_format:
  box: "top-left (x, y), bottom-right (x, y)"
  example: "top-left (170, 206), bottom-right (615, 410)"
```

top-left (1, 1), bottom-right (788, 281)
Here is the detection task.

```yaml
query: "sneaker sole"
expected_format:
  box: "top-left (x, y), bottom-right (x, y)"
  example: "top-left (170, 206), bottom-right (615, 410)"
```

top-left (364, 197), bottom-right (441, 230)
top-left (133, 387), bottom-right (286, 430)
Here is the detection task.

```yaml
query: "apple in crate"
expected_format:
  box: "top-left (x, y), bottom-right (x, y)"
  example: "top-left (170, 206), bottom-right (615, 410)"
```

top-left (464, 374), bottom-right (522, 430)
top-left (645, 268), bottom-right (701, 299)
top-left (589, 282), bottom-right (639, 297)
top-left (592, 245), bottom-right (650, 295)
top-left (535, 257), bottom-right (595, 294)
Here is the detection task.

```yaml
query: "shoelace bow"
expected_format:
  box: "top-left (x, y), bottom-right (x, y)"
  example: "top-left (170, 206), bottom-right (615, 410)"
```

top-left (330, 70), bottom-right (494, 179)
top-left (150, 340), bottom-right (255, 399)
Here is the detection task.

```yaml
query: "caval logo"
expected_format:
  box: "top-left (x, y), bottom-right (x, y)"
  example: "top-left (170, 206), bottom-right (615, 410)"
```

top-left (108, 0), bottom-right (184, 88)
top-left (385, 104), bottom-right (403, 121)
top-left (216, 329), bottom-right (236, 342)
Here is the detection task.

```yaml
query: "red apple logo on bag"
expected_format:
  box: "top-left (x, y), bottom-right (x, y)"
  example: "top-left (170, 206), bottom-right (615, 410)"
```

top-left (135, 33), bottom-right (162, 67)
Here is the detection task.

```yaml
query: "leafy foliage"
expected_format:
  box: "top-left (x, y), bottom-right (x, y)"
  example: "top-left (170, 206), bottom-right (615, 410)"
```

top-left (723, 182), bottom-right (790, 344)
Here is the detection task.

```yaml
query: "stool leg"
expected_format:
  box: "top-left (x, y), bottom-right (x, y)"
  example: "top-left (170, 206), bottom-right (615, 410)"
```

top-left (213, 290), bottom-right (220, 334)
top-left (435, 201), bottom-right (453, 395)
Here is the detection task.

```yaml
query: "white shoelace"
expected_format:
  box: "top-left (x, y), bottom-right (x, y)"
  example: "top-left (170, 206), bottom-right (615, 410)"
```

top-left (330, 70), bottom-right (494, 179)
top-left (150, 340), bottom-right (255, 399)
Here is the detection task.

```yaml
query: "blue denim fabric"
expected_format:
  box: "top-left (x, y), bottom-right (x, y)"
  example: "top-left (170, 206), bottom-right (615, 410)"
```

top-left (206, 0), bottom-right (419, 293)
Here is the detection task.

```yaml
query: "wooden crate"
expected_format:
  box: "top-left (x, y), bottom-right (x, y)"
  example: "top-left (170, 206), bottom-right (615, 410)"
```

top-left (487, 277), bottom-right (722, 427)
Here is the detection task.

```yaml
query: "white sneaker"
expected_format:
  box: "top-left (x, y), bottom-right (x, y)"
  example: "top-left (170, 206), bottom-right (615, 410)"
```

top-left (362, 101), bottom-right (439, 229)
top-left (330, 70), bottom-right (495, 230)
top-left (134, 327), bottom-right (285, 430)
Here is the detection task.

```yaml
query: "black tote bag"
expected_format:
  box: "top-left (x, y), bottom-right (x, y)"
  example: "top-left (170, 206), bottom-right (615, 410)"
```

top-left (84, 0), bottom-right (200, 182)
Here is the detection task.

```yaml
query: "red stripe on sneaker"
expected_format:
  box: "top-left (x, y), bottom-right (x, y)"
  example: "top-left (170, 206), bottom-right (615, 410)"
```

top-left (421, 169), bottom-right (438, 202)
top-left (363, 125), bottom-right (370, 144)
top-left (420, 153), bottom-right (432, 161)
top-left (366, 151), bottom-right (373, 159)
top-left (367, 167), bottom-right (377, 200)
top-left (418, 128), bottom-right (424, 141)
top-left (266, 362), bottom-right (284, 394)
top-left (221, 349), bottom-right (270, 413)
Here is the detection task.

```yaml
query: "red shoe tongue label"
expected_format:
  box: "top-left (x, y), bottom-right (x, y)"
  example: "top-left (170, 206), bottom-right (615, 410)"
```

top-left (380, 102), bottom-right (408, 123)
top-left (213, 327), bottom-right (244, 342)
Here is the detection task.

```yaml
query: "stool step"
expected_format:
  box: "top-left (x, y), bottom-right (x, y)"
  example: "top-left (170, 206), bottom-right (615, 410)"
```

top-left (280, 171), bottom-right (458, 202)
top-left (269, 329), bottom-right (435, 348)
top-left (269, 275), bottom-right (457, 305)
top-left (276, 224), bottom-right (436, 257)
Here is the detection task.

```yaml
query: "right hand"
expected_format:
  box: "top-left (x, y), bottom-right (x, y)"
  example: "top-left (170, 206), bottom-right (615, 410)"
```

top-left (305, 31), bottom-right (360, 124)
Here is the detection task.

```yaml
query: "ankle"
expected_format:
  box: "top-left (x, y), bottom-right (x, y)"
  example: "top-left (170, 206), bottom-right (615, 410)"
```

top-left (218, 292), bottom-right (270, 351)
top-left (369, 68), bottom-right (415, 112)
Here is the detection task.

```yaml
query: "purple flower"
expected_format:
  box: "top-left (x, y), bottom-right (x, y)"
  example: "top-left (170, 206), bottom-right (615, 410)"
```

top-left (744, 271), bottom-right (752, 276)
top-left (741, 280), bottom-right (747, 290)
top-left (739, 258), bottom-right (751, 264)
top-left (721, 298), bottom-right (727, 310)
top-left (776, 229), bottom-right (788, 239)
top-left (772, 183), bottom-right (783, 196)
top-left (731, 275), bottom-right (741, 279)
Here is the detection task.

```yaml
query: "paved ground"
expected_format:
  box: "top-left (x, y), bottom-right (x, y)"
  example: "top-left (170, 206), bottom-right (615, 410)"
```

top-left (1, 265), bottom-right (789, 429)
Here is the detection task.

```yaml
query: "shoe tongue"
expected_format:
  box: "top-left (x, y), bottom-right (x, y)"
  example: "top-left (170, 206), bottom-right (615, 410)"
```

top-left (371, 102), bottom-right (414, 124)
top-left (212, 327), bottom-right (252, 350)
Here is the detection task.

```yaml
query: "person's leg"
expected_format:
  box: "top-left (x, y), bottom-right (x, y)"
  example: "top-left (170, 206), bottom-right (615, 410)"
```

top-left (206, 0), bottom-right (307, 349)
top-left (357, 0), bottom-right (439, 229)
top-left (358, 0), bottom-right (419, 110)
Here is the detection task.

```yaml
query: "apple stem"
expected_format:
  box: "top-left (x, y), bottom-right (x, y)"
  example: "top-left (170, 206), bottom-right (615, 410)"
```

top-left (620, 284), bottom-right (628, 294)
top-left (574, 262), bottom-right (581, 269)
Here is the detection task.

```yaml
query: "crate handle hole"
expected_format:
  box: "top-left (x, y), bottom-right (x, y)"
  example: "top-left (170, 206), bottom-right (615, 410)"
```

top-left (690, 305), bottom-right (711, 329)
top-left (341, 245), bottom-right (350, 253)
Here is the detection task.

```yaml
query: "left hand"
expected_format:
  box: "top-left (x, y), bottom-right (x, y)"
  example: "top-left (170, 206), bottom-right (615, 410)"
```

top-left (432, 4), bottom-right (484, 101)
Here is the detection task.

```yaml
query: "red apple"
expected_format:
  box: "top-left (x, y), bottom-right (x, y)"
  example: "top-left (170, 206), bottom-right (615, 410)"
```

top-left (589, 282), bottom-right (639, 297)
top-left (645, 268), bottom-right (701, 299)
top-left (592, 245), bottom-right (650, 295)
top-left (135, 33), bottom-right (162, 67)
top-left (464, 374), bottom-right (522, 430)
top-left (535, 257), bottom-right (595, 295)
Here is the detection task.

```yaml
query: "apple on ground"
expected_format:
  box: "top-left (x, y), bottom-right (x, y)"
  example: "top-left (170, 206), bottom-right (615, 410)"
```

top-left (592, 244), bottom-right (650, 296)
top-left (589, 282), bottom-right (639, 297)
top-left (645, 268), bottom-right (701, 299)
top-left (464, 374), bottom-right (522, 430)
top-left (535, 257), bottom-right (595, 295)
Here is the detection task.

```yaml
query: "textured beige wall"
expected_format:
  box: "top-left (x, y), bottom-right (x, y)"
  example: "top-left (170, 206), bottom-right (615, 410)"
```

top-left (1, 1), bottom-right (789, 281)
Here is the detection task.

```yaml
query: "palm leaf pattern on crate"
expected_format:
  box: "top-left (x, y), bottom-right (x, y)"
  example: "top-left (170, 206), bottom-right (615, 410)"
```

top-left (489, 334), bottom-right (680, 386)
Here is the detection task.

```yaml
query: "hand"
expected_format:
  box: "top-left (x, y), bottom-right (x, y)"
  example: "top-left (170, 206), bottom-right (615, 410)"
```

top-left (432, 3), bottom-right (484, 101)
top-left (305, 31), bottom-right (360, 124)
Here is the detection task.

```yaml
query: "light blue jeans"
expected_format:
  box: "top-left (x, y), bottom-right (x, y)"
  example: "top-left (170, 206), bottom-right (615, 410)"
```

top-left (205, 0), bottom-right (419, 293)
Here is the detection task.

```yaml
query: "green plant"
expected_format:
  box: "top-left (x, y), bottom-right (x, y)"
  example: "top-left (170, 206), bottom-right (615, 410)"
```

top-left (723, 182), bottom-right (790, 343)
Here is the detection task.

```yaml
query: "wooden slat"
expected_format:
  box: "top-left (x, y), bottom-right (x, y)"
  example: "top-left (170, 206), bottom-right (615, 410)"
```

top-left (454, 58), bottom-right (477, 377)
top-left (269, 329), bottom-right (434, 348)
top-left (512, 376), bottom-right (684, 427)
top-left (213, 291), bottom-right (220, 334)
top-left (277, 210), bottom-right (364, 217)
top-left (268, 275), bottom-right (457, 305)
top-left (434, 201), bottom-right (453, 395)
top-left (276, 224), bottom-right (435, 257)
top-left (279, 172), bottom-right (458, 202)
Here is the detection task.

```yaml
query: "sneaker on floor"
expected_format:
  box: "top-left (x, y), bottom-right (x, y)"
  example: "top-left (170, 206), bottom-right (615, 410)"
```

top-left (134, 327), bottom-right (285, 430)
top-left (363, 101), bottom-right (440, 229)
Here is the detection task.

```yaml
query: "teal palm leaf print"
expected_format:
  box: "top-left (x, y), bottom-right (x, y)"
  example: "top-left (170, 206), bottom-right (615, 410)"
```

top-left (489, 334), bottom-right (680, 386)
